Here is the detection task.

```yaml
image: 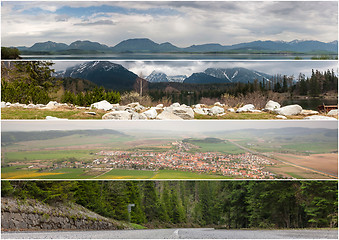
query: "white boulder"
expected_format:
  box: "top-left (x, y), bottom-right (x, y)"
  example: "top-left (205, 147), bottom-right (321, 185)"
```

top-left (236, 104), bottom-right (255, 113)
top-left (209, 106), bottom-right (225, 115)
top-left (102, 111), bottom-right (132, 120)
top-left (227, 108), bottom-right (235, 113)
top-left (45, 116), bottom-right (67, 120)
top-left (273, 104), bottom-right (302, 116)
top-left (276, 115), bottom-right (287, 119)
top-left (300, 110), bottom-right (319, 115)
top-left (45, 101), bottom-right (59, 109)
top-left (163, 105), bottom-right (194, 120)
top-left (194, 107), bottom-right (207, 115)
top-left (264, 100), bottom-right (281, 111)
top-left (156, 104), bottom-right (164, 109)
top-left (1, 102), bottom-right (7, 108)
top-left (327, 109), bottom-right (338, 116)
top-left (90, 100), bottom-right (113, 111)
top-left (171, 102), bottom-right (181, 108)
top-left (304, 115), bottom-right (337, 120)
top-left (143, 108), bottom-right (158, 119)
top-left (156, 111), bottom-right (183, 120)
top-left (131, 112), bottom-right (147, 120)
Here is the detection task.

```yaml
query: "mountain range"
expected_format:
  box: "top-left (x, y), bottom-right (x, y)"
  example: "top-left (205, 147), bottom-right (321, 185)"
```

top-left (15, 38), bottom-right (338, 54)
top-left (56, 61), bottom-right (274, 90)
top-left (61, 61), bottom-right (138, 90)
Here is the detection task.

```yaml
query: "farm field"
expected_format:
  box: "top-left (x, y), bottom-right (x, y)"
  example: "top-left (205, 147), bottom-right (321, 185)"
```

top-left (274, 153), bottom-right (338, 176)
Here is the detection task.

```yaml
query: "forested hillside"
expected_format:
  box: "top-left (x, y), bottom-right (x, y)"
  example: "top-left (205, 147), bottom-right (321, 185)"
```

top-left (2, 181), bottom-right (337, 229)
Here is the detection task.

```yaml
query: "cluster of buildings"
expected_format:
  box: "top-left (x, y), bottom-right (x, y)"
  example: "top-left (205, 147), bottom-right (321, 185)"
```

top-left (93, 141), bottom-right (276, 179)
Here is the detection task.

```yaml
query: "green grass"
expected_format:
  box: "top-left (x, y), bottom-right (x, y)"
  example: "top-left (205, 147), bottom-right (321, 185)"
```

top-left (130, 223), bottom-right (147, 229)
top-left (285, 172), bottom-right (305, 179)
top-left (97, 169), bottom-right (157, 179)
top-left (151, 170), bottom-right (233, 179)
top-left (3, 134), bottom-right (134, 151)
top-left (189, 141), bottom-right (246, 154)
top-left (93, 169), bottom-right (233, 179)
top-left (1, 108), bottom-right (106, 119)
top-left (282, 142), bottom-right (338, 154)
top-left (3, 149), bottom-right (95, 162)
top-left (38, 168), bottom-right (95, 179)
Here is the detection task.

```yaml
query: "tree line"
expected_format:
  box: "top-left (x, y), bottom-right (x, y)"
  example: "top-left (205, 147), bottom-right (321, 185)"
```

top-left (148, 70), bottom-right (337, 105)
top-left (2, 181), bottom-right (337, 229)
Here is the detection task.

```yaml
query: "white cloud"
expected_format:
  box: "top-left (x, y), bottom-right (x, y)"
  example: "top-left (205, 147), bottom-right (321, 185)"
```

top-left (2, 1), bottom-right (337, 47)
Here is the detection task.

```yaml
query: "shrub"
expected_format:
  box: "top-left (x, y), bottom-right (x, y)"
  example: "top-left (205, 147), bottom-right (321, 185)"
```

top-left (120, 91), bottom-right (152, 106)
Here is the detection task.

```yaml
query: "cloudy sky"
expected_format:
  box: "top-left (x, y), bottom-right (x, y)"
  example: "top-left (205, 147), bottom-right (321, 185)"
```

top-left (52, 60), bottom-right (338, 78)
top-left (2, 120), bottom-right (337, 132)
top-left (2, 1), bottom-right (338, 47)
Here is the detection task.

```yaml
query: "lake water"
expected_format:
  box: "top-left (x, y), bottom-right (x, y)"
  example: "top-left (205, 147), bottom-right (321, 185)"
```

top-left (20, 53), bottom-right (321, 60)
top-left (283, 98), bottom-right (338, 111)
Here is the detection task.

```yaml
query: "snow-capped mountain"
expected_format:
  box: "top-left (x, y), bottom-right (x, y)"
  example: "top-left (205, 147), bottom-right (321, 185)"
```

top-left (146, 71), bottom-right (187, 83)
top-left (62, 61), bottom-right (138, 90)
top-left (184, 68), bottom-right (272, 84)
top-left (167, 75), bottom-right (187, 83)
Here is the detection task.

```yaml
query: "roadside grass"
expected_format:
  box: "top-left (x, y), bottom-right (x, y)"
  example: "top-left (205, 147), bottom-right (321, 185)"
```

top-left (130, 223), bottom-right (147, 230)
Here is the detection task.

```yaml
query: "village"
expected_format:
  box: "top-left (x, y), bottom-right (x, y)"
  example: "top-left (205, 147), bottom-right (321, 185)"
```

top-left (92, 141), bottom-right (277, 179)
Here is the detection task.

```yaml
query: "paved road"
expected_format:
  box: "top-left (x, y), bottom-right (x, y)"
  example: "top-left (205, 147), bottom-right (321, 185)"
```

top-left (2, 228), bottom-right (338, 239)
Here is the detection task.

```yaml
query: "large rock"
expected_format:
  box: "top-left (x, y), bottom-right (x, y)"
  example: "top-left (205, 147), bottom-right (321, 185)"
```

top-left (304, 115), bottom-right (337, 120)
top-left (300, 110), bottom-right (319, 115)
top-left (327, 109), bottom-right (338, 116)
top-left (102, 111), bottom-right (132, 120)
top-left (143, 108), bottom-right (158, 119)
top-left (131, 112), bottom-right (147, 120)
top-left (276, 115), bottom-right (287, 119)
top-left (170, 102), bottom-right (181, 108)
top-left (264, 100), bottom-right (281, 111)
top-left (45, 116), bottom-right (67, 120)
top-left (164, 106), bottom-right (194, 120)
top-left (273, 104), bottom-right (302, 116)
top-left (45, 101), bottom-right (59, 109)
top-left (209, 106), bottom-right (225, 115)
top-left (193, 107), bottom-right (207, 115)
top-left (90, 100), bottom-right (113, 111)
top-left (1, 102), bottom-right (6, 108)
top-left (127, 102), bottom-right (144, 111)
top-left (236, 104), bottom-right (255, 113)
top-left (227, 108), bottom-right (235, 113)
top-left (156, 111), bottom-right (183, 120)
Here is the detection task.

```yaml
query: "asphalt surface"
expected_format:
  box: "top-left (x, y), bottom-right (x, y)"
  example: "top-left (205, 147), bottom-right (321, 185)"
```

top-left (2, 228), bottom-right (338, 239)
